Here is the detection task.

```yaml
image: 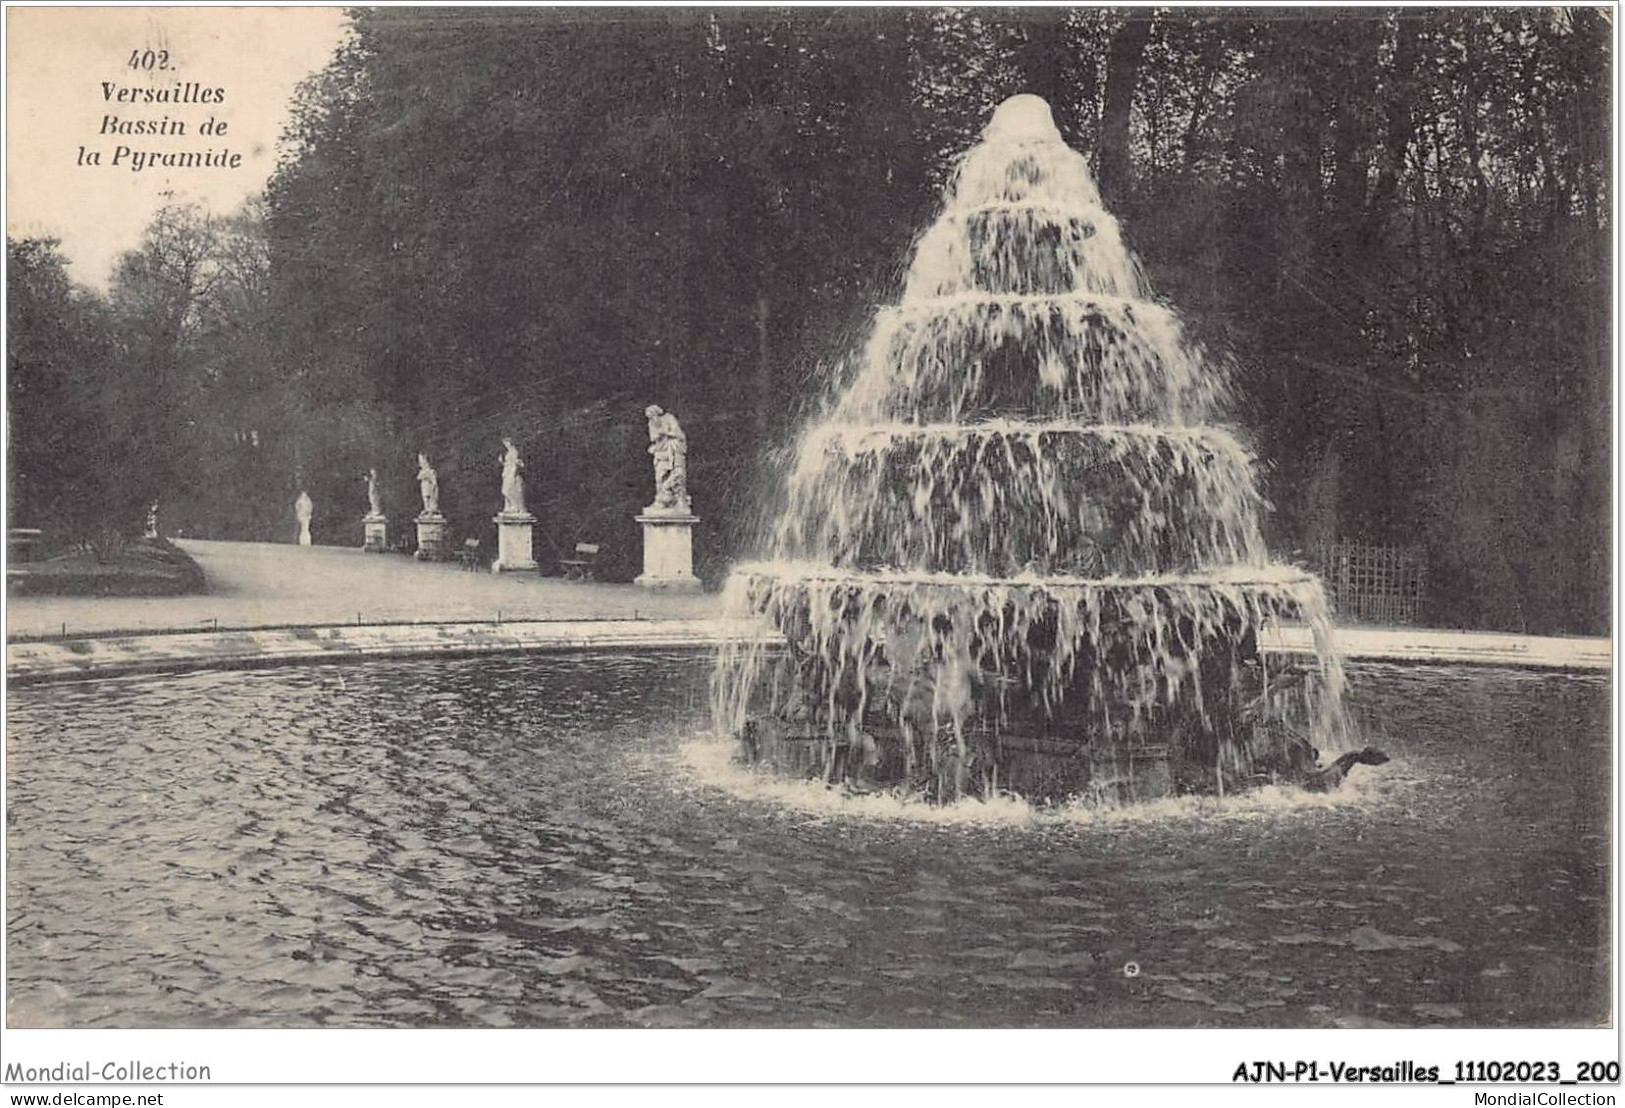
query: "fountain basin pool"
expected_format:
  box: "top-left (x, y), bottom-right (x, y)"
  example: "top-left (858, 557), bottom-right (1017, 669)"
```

top-left (5, 651), bottom-right (1608, 1028)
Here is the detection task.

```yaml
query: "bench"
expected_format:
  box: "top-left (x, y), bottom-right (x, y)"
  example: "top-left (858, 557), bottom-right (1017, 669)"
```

top-left (8, 528), bottom-right (43, 563)
top-left (559, 542), bottom-right (600, 581)
top-left (455, 537), bottom-right (482, 571)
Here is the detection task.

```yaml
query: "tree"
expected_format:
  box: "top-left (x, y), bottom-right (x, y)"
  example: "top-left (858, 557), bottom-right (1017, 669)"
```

top-left (6, 237), bottom-right (136, 551)
top-left (178, 196), bottom-right (303, 540)
top-left (1098, 12), bottom-right (1151, 202)
top-left (103, 200), bottom-right (224, 518)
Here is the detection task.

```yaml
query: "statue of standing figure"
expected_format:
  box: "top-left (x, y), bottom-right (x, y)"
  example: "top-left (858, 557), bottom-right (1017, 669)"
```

top-left (295, 490), bottom-right (314, 546)
top-left (645, 405), bottom-right (689, 511)
top-left (416, 453), bottom-right (440, 516)
top-left (364, 467), bottom-right (384, 517)
top-left (634, 405), bottom-right (701, 591)
top-left (499, 438), bottom-right (527, 514)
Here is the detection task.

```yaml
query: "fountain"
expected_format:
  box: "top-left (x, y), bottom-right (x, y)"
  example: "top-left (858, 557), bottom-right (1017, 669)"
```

top-left (714, 94), bottom-right (1346, 804)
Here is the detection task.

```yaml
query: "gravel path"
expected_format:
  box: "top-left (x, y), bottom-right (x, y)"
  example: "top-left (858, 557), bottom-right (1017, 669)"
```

top-left (7, 539), bottom-right (719, 639)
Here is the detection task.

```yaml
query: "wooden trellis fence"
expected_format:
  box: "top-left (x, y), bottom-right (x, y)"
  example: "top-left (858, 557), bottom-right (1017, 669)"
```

top-left (1315, 541), bottom-right (1427, 625)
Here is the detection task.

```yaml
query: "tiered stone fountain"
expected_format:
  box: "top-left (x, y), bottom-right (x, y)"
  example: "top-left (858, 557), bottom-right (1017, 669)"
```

top-left (714, 95), bottom-right (1345, 803)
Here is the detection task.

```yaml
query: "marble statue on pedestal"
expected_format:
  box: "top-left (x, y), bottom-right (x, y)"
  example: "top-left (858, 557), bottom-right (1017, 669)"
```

top-left (362, 467), bottom-right (387, 552)
top-left (295, 491), bottom-right (314, 546)
top-left (414, 453), bottom-right (448, 560)
top-left (644, 405), bottom-right (689, 511)
top-left (492, 437), bottom-right (537, 573)
top-left (636, 404), bottom-right (701, 591)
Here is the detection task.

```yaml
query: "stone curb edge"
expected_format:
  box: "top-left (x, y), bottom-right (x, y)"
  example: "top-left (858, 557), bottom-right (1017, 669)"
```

top-left (5, 619), bottom-right (775, 686)
top-left (6, 619), bottom-right (1608, 686)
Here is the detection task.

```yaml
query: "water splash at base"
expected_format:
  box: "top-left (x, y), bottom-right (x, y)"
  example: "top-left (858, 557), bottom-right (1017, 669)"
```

top-left (678, 733), bottom-right (1379, 828)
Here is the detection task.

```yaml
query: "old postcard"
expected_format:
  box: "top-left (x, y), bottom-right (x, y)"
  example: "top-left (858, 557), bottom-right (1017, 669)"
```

top-left (4, 4), bottom-right (1614, 1099)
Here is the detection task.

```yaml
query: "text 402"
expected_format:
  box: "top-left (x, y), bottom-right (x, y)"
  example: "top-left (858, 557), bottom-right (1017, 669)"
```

top-left (128, 49), bottom-right (171, 71)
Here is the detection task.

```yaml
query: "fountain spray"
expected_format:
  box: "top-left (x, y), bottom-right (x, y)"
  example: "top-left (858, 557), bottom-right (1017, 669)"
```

top-left (715, 94), bottom-right (1345, 804)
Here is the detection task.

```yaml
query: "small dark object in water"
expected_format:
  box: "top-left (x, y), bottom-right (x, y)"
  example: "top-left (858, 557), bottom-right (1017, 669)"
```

top-left (1301, 746), bottom-right (1390, 792)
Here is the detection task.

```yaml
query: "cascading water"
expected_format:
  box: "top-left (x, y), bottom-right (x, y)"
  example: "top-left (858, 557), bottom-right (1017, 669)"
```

top-left (714, 94), bottom-right (1345, 803)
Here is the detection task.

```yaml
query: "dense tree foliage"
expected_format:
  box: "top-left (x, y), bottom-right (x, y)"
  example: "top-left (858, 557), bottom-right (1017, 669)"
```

top-left (8, 238), bottom-right (135, 553)
top-left (1110, 9), bottom-right (1612, 635)
top-left (9, 8), bottom-right (1610, 632)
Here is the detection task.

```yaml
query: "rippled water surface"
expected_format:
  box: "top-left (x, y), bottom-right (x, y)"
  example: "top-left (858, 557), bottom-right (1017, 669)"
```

top-left (6, 653), bottom-right (1609, 1028)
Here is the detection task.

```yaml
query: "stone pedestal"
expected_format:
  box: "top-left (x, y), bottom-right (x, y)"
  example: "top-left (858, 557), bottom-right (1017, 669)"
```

top-left (635, 505), bottom-right (702, 592)
top-left (491, 511), bottom-right (538, 574)
top-left (362, 513), bottom-right (388, 553)
top-left (414, 512), bottom-right (449, 561)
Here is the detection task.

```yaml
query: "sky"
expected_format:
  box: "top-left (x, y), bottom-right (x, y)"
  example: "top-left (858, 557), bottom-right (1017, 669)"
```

top-left (6, 6), bottom-right (352, 288)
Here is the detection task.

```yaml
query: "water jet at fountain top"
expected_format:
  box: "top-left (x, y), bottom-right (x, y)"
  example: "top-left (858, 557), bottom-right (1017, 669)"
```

top-left (982, 93), bottom-right (1064, 144)
top-left (715, 94), bottom-right (1345, 801)
top-left (936, 93), bottom-right (1108, 226)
